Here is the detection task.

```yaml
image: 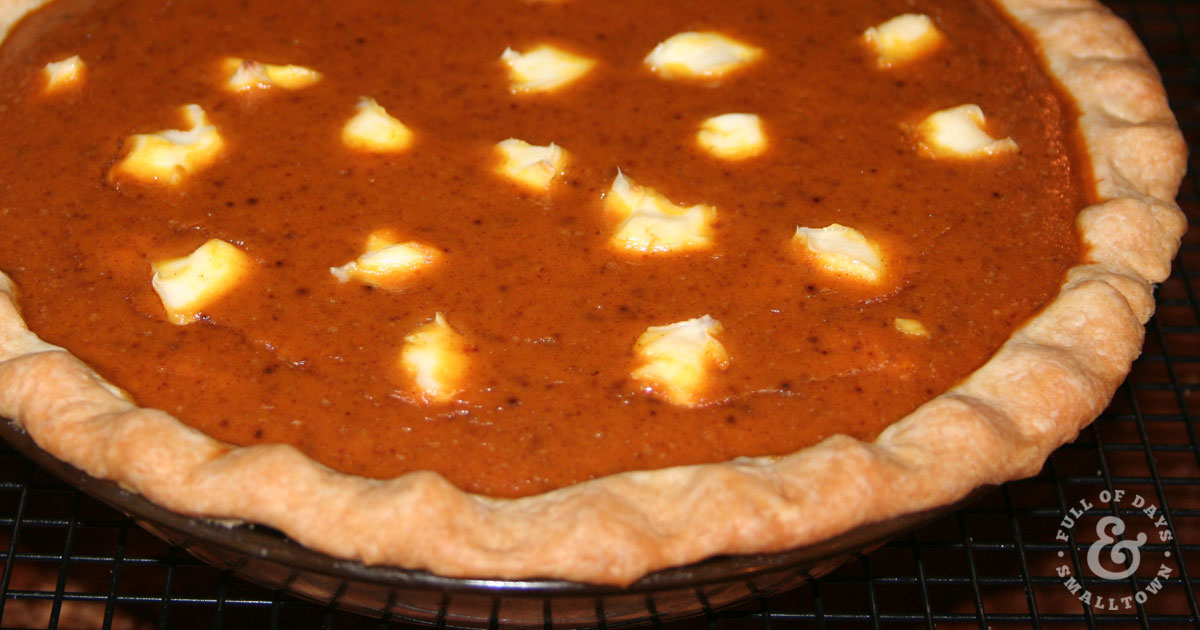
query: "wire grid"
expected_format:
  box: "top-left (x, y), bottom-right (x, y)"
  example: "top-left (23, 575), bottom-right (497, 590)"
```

top-left (2, 0), bottom-right (1199, 628)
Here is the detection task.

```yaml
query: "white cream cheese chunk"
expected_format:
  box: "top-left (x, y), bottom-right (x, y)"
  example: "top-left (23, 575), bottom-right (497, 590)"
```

top-left (109, 104), bottom-right (225, 186)
top-left (341, 97), bottom-right (414, 153)
top-left (631, 315), bottom-right (729, 407)
top-left (493, 138), bottom-right (568, 191)
top-left (863, 14), bottom-right (945, 68)
top-left (696, 113), bottom-right (767, 160)
top-left (893, 317), bottom-right (930, 337)
top-left (42, 55), bottom-right (85, 94)
top-left (330, 230), bottom-right (440, 288)
top-left (399, 313), bottom-right (471, 404)
top-left (221, 57), bottom-right (322, 91)
top-left (151, 239), bottom-right (253, 325)
top-left (644, 32), bottom-right (762, 80)
top-left (604, 172), bottom-right (717, 253)
top-left (916, 104), bottom-right (1018, 158)
top-left (792, 223), bottom-right (884, 284)
top-left (500, 45), bottom-right (595, 94)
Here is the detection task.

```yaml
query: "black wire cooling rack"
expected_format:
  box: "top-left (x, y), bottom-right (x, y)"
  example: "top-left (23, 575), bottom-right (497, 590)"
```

top-left (3, 1), bottom-right (1200, 628)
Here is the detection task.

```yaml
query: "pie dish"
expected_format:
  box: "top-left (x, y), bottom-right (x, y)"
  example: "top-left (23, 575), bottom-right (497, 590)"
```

top-left (0, 0), bottom-right (1187, 586)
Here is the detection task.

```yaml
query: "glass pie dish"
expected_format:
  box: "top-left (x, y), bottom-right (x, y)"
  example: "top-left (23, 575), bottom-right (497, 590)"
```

top-left (1, 414), bottom-right (987, 628)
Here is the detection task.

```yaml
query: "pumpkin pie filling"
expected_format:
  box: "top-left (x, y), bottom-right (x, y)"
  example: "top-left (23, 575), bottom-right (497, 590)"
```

top-left (0, 0), bottom-right (1087, 497)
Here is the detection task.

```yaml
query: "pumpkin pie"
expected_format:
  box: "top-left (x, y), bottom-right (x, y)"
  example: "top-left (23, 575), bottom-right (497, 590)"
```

top-left (0, 0), bottom-right (1186, 584)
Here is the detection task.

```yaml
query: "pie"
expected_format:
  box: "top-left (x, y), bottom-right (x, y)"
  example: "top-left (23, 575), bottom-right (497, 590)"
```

top-left (0, 0), bottom-right (1187, 585)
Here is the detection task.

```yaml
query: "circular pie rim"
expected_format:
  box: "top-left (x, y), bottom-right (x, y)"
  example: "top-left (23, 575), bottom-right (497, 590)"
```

top-left (0, 0), bottom-right (1188, 585)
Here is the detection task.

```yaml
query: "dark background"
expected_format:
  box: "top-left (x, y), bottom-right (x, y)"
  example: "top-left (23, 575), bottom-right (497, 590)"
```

top-left (3, 0), bottom-right (1199, 627)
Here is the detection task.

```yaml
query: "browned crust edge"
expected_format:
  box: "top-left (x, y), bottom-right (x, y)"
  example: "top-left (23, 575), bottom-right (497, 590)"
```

top-left (0, 0), bottom-right (1187, 585)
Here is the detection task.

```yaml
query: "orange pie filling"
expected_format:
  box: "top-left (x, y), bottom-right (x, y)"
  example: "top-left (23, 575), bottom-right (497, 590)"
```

top-left (0, 0), bottom-right (1088, 497)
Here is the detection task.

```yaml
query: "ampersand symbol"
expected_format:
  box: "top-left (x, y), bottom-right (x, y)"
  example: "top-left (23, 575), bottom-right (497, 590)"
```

top-left (1086, 516), bottom-right (1147, 580)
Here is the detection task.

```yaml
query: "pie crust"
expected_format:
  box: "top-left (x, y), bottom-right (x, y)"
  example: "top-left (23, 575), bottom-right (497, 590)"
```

top-left (0, 0), bottom-right (1187, 585)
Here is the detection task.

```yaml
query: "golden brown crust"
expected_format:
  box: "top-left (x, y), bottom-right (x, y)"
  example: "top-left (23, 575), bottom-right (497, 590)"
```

top-left (0, 0), bottom-right (1187, 584)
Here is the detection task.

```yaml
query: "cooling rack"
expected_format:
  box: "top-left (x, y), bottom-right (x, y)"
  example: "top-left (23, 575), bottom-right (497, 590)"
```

top-left (3, 0), bottom-right (1200, 627)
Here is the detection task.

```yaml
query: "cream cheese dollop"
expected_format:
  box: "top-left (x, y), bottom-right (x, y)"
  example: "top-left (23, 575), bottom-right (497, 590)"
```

top-left (893, 317), bottom-right (931, 337)
top-left (791, 223), bottom-right (885, 284)
top-left (631, 315), bottom-right (729, 407)
top-left (151, 239), bottom-right (254, 325)
top-left (696, 113), bottom-right (768, 160)
top-left (399, 313), bottom-right (472, 404)
top-left (341, 97), bottom-right (414, 153)
top-left (221, 57), bottom-right (322, 91)
top-left (501, 45), bottom-right (596, 94)
top-left (330, 230), bottom-right (440, 288)
top-left (863, 14), bottom-right (945, 68)
top-left (604, 172), bottom-right (717, 253)
top-left (644, 32), bottom-right (762, 80)
top-left (916, 104), bottom-right (1018, 158)
top-left (493, 138), bottom-right (568, 190)
top-left (108, 104), bottom-right (225, 186)
top-left (42, 55), bottom-right (86, 94)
